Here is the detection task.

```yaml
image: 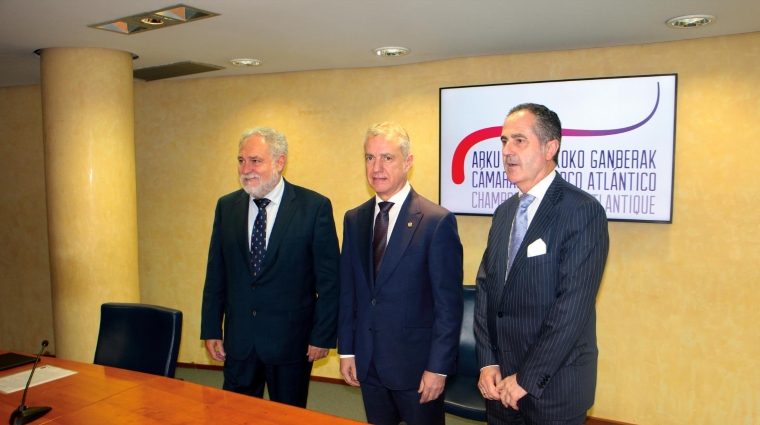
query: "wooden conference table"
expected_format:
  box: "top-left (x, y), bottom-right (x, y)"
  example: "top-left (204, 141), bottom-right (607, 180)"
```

top-left (0, 353), bottom-right (363, 425)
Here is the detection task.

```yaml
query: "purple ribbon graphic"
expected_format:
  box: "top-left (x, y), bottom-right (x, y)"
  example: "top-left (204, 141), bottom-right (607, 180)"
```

top-left (562, 82), bottom-right (660, 137)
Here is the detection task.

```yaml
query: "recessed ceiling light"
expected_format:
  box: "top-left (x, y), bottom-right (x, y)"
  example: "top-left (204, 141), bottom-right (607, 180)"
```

top-left (141, 18), bottom-right (164, 25)
top-left (89, 4), bottom-right (218, 35)
top-left (373, 47), bottom-right (410, 57)
top-left (230, 58), bottom-right (262, 67)
top-left (666, 15), bottom-right (716, 29)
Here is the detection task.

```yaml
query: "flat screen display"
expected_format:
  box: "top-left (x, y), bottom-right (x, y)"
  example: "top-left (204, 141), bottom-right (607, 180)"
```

top-left (439, 74), bottom-right (677, 223)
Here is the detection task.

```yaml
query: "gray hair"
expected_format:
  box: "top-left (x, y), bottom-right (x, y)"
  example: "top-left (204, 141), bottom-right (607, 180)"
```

top-left (238, 126), bottom-right (289, 158)
top-left (364, 122), bottom-right (411, 159)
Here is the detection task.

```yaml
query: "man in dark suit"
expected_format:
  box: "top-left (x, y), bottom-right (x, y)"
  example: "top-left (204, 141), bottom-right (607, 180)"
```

top-left (338, 122), bottom-right (463, 425)
top-left (475, 104), bottom-right (610, 425)
top-left (201, 127), bottom-right (340, 408)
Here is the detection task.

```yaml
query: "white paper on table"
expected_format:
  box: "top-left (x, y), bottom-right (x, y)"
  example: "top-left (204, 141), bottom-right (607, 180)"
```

top-left (0, 365), bottom-right (77, 394)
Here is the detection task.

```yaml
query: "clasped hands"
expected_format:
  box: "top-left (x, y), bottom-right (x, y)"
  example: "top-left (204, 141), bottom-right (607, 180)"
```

top-left (478, 366), bottom-right (527, 410)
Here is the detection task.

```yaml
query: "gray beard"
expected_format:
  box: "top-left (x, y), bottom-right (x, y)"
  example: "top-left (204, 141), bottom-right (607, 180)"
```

top-left (241, 172), bottom-right (280, 198)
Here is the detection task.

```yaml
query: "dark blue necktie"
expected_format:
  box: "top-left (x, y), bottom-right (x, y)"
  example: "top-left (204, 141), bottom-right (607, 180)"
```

top-left (373, 201), bottom-right (394, 278)
top-left (251, 198), bottom-right (271, 277)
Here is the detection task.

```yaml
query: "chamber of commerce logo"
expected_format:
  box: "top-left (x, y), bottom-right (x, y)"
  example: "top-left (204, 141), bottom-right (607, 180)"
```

top-left (450, 83), bottom-right (661, 185)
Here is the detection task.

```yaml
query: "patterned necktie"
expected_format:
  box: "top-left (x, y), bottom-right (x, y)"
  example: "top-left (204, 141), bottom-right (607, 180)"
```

top-left (507, 193), bottom-right (535, 278)
top-left (251, 198), bottom-right (271, 277)
top-left (372, 201), bottom-right (394, 278)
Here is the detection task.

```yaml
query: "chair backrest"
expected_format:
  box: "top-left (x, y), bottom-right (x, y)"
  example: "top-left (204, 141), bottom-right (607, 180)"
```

top-left (457, 285), bottom-right (479, 377)
top-left (443, 285), bottom-right (487, 422)
top-left (93, 303), bottom-right (182, 378)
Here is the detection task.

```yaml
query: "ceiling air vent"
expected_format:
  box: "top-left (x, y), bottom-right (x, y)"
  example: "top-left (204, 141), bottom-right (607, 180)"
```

top-left (133, 61), bottom-right (225, 81)
top-left (89, 4), bottom-right (218, 35)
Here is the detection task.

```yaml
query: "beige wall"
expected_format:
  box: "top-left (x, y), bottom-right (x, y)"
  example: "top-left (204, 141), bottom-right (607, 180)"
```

top-left (2, 31), bottom-right (759, 424)
top-left (0, 85), bottom-right (55, 354)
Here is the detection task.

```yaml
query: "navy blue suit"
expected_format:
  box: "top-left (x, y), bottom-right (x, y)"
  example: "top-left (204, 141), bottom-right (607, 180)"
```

top-left (474, 174), bottom-right (609, 424)
top-left (201, 179), bottom-right (340, 406)
top-left (338, 188), bottom-right (463, 422)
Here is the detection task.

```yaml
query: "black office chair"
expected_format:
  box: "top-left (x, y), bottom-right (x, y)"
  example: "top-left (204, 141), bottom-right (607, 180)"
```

top-left (444, 285), bottom-right (487, 422)
top-left (93, 303), bottom-right (183, 378)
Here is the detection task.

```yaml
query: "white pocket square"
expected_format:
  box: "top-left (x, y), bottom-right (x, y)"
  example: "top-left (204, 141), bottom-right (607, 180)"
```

top-left (527, 238), bottom-right (546, 257)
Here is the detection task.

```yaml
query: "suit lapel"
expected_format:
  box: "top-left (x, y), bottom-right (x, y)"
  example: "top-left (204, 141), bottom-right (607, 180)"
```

top-left (357, 198), bottom-right (374, 292)
top-left (374, 189), bottom-right (422, 292)
top-left (259, 179), bottom-right (297, 277)
top-left (234, 190), bottom-right (255, 277)
top-left (495, 194), bottom-right (519, 300)
top-left (501, 176), bottom-right (564, 301)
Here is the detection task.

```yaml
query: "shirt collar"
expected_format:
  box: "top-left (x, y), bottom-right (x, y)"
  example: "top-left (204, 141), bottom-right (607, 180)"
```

top-left (375, 181), bottom-right (411, 207)
top-left (520, 169), bottom-right (556, 202)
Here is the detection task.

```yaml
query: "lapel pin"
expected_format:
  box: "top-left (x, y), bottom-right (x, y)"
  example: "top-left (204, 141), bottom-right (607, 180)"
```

top-left (407, 222), bottom-right (413, 227)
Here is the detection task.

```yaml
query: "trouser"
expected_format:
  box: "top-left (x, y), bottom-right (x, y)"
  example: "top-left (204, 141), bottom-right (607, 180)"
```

top-left (360, 359), bottom-right (445, 425)
top-left (223, 346), bottom-right (313, 408)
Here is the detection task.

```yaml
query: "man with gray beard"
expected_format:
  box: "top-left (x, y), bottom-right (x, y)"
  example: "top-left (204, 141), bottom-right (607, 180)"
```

top-left (201, 127), bottom-right (340, 408)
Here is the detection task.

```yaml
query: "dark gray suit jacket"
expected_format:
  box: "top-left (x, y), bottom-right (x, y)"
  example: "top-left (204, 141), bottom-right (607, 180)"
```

top-left (474, 173), bottom-right (609, 422)
top-left (201, 179), bottom-right (340, 364)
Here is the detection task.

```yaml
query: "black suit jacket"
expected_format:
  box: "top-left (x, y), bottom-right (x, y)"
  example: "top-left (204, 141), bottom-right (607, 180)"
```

top-left (474, 174), bottom-right (609, 421)
top-left (201, 179), bottom-right (340, 365)
top-left (338, 188), bottom-right (464, 390)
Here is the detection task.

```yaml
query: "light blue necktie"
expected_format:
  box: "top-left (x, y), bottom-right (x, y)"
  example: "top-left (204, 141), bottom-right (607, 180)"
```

top-left (507, 193), bottom-right (535, 278)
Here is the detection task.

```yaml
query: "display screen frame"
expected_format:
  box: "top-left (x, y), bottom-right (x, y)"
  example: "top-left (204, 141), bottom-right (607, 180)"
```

top-left (439, 74), bottom-right (677, 223)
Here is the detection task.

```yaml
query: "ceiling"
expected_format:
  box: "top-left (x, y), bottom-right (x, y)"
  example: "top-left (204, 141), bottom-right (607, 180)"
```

top-left (1, 0), bottom-right (759, 87)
